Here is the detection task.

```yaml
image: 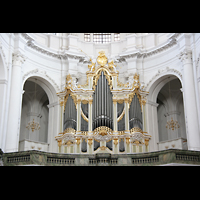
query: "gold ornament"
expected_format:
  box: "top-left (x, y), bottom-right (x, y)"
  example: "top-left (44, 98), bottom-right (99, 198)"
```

top-left (166, 117), bottom-right (180, 131)
top-left (97, 51), bottom-right (108, 66)
top-left (26, 118), bottom-right (40, 132)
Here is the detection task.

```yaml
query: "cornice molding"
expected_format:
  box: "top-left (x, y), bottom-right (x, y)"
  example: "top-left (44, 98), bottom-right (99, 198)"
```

top-left (117, 33), bottom-right (182, 62)
top-left (147, 100), bottom-right (159, 107)
top-left (47, 101), bottom-right (59, 108)
top-left (22, 33), bottom-right (183, 62)
top-left (21, 33), bottom-right (85, 61)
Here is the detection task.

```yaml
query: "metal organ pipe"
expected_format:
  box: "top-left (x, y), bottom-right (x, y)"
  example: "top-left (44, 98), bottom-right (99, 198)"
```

top-left (94, 82), bottom-right (96, 129)
top-left (129, 94), bottom-right (143, 130)
top-left (63, 95), bottom-right (77, 131)
top-left (101, 71), bottom-right (104, 126)
top-left (105, 79), bottom-right (107, 126)
top-left (107, 81), bottom-right (109, 128)
top-left (92, 72), bottom-right (113, 130)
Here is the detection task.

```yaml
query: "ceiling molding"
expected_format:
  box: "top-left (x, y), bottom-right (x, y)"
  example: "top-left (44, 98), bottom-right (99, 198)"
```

top-left (21, 33), bottom-right (85, 61)
top-left (118, 33), bottom-right (182, 62)
top-left (22, 33), bottom-right (183, 62)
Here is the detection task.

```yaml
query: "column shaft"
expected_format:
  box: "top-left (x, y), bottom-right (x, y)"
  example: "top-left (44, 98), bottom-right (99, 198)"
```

top-left (124, 99), bottom-right (129, 131)
top-left (5, 52), bottom-right (26, 152)
top-left (76, 99), bottom-right (81, 132)
top-left (179, 50), bottom-right (200, 150)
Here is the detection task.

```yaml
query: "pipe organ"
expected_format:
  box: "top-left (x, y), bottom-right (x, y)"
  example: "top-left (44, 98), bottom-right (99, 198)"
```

top-left (56, 51), bottom-right (151, 154)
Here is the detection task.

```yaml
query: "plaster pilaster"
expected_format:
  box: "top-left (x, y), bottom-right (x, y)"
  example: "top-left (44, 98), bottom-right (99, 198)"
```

top-left (178, 49), bottom-right (200, 150)
top-left (5, 52), bottom-right (26, 152)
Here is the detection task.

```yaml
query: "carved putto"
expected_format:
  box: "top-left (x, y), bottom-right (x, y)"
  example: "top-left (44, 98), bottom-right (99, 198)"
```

top-left (88, 58), bottom-right (96, 72)
top-left (108, 60), bottom-right (117, 72)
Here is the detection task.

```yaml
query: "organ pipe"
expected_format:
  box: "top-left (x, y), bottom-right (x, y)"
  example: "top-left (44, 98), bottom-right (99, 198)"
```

top-left (63, 95), bottom-right (77, 130)
top-left (129, 94), bottom-right (143, 130)
top-left (92, 71), bottom-right (113, 130)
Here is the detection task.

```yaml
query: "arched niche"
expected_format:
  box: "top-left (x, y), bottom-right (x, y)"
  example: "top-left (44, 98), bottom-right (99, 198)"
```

top-left (19, 75), bottom-right (59, 152)
top-left (147, 73), bottom-right (187, 151)
top-left (22, 75), bottom-right (58, 105)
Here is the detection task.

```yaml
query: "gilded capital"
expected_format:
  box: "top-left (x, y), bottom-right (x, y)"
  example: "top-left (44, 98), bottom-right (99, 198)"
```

top-left (57, 139), bottom-right (62, 147)
top-left (126, 137), bottom-right (130, 144)
top-left (88, 138), bottom-right (93, 146)
top-left (76, 138), bottom-right (81, 145)
top-left (77, 99), bottom-right (81, 104)
top-left (144, 139), bottom-right (149, 146)
top-left (113, 138), bottom-right (118, 145)
top-left (113, 98), bottom-right (117, 104)
top-left (12, 51), bottom-right (26, 66)
top-left (124, 98), bottom-right (129, 104)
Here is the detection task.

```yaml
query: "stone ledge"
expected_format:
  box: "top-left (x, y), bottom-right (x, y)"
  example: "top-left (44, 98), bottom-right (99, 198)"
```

top-left (2, 149), bottom-right (200, 166)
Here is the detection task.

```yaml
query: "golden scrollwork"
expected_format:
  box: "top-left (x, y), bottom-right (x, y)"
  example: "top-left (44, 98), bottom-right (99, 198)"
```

top-left (78, 77), bottom-right (89, 89)
top-left (99, 146), bottom-right (107, 150)
top-left (93, 126), bottom-right (113, 135)
top-left (63, 128), bottom-right (76, 134)
top-left (117, 76), bottom-right (127, 88)
top-left (130, 127), bottom-right (143, 134)
top-left (65, 141), bottom-right (73, 146)
top-left (66, 74), bottom-right (73, 89)
top-left (92, 68), bottom-right (113, 90)
top-left (132, 140), bottom-right (144, 145)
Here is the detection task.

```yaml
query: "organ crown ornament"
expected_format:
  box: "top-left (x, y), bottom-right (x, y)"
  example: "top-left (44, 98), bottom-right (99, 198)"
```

top-left (97, 51), bottom-right (108, 66)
